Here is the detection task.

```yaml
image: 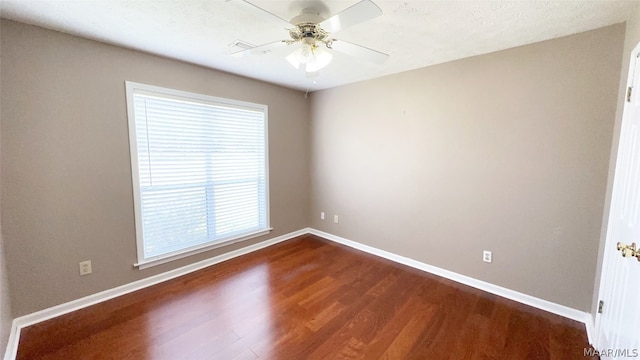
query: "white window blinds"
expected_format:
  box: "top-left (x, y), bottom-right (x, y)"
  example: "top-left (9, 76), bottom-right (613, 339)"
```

top-left (126, 82), bottom-right (269, 267)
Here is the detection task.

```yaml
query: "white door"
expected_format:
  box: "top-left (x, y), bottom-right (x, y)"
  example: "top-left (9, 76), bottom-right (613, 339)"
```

top-left (595, 42), bottom-right (640, 359)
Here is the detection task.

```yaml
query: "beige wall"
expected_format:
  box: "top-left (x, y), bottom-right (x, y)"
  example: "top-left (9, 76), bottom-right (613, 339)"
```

top-left (0, 37), bottom-right (11, 359)
top-left (591, 5), bottom-right (640, 318)
top-left (310, 24), bottom-right (624, 311)
top-left (0, 20), bottom-right (310, 316)
top-left (0, 19), bottom-right (13, 355)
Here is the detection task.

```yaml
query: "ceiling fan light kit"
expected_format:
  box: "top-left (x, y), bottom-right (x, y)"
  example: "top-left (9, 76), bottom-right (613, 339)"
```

top-left (231, 0), bottom-right (389, 74)
top-left (286, 42), bottom-right (333, 73)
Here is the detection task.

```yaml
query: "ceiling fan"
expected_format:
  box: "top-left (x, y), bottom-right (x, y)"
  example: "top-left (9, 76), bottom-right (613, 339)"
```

top-left (230, 0), bottom-right (389, 73)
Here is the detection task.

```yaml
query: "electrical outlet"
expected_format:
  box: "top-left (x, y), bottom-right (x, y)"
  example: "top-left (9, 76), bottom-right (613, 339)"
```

top-left (334, 215), bottom-right (339, 224)
top-left (79, 260), bottom-right (92, 276)
top-left (321, 212), bottom-right (325, 220)
top-left (483, 251), bottom-right (492, 263)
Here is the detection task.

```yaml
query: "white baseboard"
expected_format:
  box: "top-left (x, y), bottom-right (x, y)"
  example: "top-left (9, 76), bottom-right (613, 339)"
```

top-left (585, 314), bottom-right (596, 345)
top-left (3, 228), bottom-right (307, 360)
top-left (307, 228), bottom-right (592, 326)
top-left (4, 227), bottom-right (595, 360)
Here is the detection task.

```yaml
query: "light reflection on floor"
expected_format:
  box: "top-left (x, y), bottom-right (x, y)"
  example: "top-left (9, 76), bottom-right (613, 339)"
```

top-left (139, 263), bottom-right (275, 359)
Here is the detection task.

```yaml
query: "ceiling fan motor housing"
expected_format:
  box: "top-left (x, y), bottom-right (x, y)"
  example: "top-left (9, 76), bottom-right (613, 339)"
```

top-left (288, 8), bottom-right (334, 48)
top-left (289, 23), bottom-right (330, 43)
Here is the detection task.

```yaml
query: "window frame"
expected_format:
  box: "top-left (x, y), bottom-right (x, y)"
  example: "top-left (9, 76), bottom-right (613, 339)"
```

top-left (125, 81), bottom-right (271, 269)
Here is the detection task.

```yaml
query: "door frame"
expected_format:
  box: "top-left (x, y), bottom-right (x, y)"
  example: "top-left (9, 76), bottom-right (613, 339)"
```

top-left (593, 40), bottom-right (640, 349)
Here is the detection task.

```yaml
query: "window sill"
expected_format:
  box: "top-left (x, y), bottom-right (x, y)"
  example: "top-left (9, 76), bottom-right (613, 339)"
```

top-left (134, 228), bottom-right (273, 270)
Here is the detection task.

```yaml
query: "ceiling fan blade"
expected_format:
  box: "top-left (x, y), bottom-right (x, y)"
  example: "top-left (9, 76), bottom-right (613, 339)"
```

top-left (228, 0), bottom-right (292, 29)
top-left (319, 0), bottom-right (382, 33)
top-left (330, 40), bottom-right (389, 64)
top-left (231, 41), bottom-right (289, 57)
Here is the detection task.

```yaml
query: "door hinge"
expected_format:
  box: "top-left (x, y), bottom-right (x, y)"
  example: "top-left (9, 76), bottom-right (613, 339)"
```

top-left (598, 300), bottom-right (604, 314)
top-left (627, 86), bottom-right (633, 102)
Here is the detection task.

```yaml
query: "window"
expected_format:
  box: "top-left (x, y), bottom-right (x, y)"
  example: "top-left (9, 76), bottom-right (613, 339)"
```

top-left (125, 82), bottom-right (270, 268)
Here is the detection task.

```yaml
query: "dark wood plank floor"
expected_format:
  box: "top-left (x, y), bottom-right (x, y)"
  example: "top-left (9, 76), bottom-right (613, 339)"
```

top-left (17, 235), bottom-right (596, 359)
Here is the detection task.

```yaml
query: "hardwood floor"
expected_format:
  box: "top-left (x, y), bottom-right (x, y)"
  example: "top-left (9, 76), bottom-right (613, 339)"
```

top-left (17, 235), bottom-right (595, 359)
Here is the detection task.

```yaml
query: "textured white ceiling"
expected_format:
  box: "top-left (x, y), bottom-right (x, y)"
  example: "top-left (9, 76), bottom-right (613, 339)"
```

top-left (1, 0), bottom-right (638, 91)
